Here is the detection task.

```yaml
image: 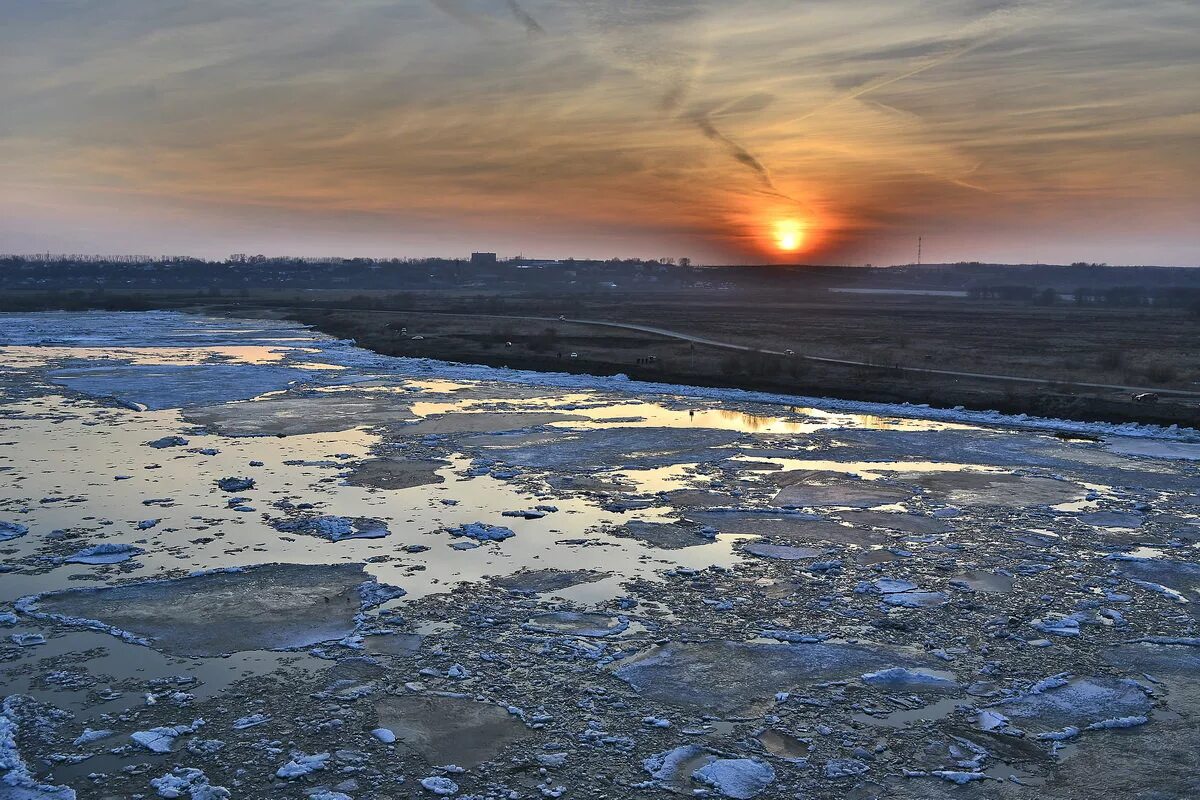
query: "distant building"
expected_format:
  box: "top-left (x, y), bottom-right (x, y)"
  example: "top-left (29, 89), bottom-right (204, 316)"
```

top-left (470, 252), bottom-right (497, 265)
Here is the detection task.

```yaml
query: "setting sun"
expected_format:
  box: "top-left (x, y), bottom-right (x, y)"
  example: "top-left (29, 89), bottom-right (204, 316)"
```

top-left (774, 219), bottom-right (805, 252)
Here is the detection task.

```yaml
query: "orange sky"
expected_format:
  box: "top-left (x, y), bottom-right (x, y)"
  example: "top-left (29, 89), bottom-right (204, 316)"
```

top-left (2, 1), bottom-right (1198, 264)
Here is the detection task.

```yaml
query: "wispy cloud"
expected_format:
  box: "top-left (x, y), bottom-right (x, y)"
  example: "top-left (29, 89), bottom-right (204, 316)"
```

top-left (1, 0), bottom-right (1196, 264)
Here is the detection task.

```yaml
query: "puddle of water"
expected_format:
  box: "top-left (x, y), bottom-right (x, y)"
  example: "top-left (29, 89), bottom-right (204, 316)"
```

top-left (757, 728), bottom-right (812, 760)
top-left (606, 463), bottom-right (706, 494)
top-left (852, 697), bottom-right (967, 728)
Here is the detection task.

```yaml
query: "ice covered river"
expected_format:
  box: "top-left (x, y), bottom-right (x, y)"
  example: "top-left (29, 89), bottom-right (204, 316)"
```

top-left (1, 311), bottom-right (1198, 799)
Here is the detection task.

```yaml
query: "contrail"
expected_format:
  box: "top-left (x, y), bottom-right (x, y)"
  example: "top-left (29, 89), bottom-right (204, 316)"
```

top-left (427, 0), bottom-right (546, 36)
top-left (785, 5), bottom-right (1042, 128)
top-left (787, 39), bottom-right (989, 128)
top-left (505, 0), bottom-right (545, 36)
top-left (689, 110), bottom-right (775, 190)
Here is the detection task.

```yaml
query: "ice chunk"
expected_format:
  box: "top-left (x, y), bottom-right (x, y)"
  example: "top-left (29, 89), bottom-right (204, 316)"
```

top-left (63, 543), bottom-right (143, 565)
top-left (146, 436), bottom-right (189, 449)
top-left (371, 727), bottom-right (396, 743)
top-left (692, 758), bottom-right (775, 799)
top-left (358, 581), bottom-right (407, 609)
top-left (2, 696), bottom-right (77, 800)
top-left (1031, 614), bottom-right (1083, 637)
top-left (0, 521), bottom-right (29, 542)
top-left (131, 720), bottom-right (203, 753)
top-left (276, 751), bottom-right (330, 779)
top-left (231, 713), bottom-right (270, 730)
top-left (643, 745), bottom-right (707, 781)
top-left (872, 578), bottom-right (918, 593)
top-left (420, 776), bottom-right (459, 795)
top-left (825, 759), bottom-right (869, 778)
top-left (273, 515), bottom-right (390, 541)
top-left (742, 543), bottom-right (827, 560)
top-left (21, 563), bottom-right (374, 656)
top-left (72, 727), bottom-right (114, 746)
top-left (522, 611), bottom-right (628, 638)
top-left (932, 771), bottom-right (992, 784)
top-left (448, 523), bottom-right (515, 542)
top-left (881, 590), bottom-right (948, 608)
top-left (1086, 715), bottom-right (1148, 730)
top-left (10, 633), bottom-right (46, 647)
top-left (149, 767), bottom-right (230, 799)
top-left (860, 667), bottom-right (958, 690)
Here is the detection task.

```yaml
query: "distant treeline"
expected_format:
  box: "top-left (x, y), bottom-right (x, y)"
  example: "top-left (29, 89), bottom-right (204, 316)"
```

top-left (2, 255), bottom-right (1199, 299)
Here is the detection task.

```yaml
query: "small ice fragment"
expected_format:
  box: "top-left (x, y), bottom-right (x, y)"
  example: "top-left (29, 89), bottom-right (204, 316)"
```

top-left (64, 542), bottom-right (143, 564)
top-left (931, 771), bottom-right (991, 784)
top-left (276, 751), bottom-right (330, 779)
top-left (825, 759), bottom-right (869, 779)
top-left (131, 720), bottom-right (203, 753)
top-left (10, 633), bottom-right (45, 647)
top-left (1036, 726), bottom-right (1080, 741)
top-left (861, 667), bottom-right (957, 689)
top-left (1086, 715), bottom-right (1148, 730)
top-left (0, 521), bottom-right (29, 541)
top-left (149, 767), bottom-right (230, 799)
top-left (976, 711), bottom-right (1010, 731)
top-left (215, 476), bottom-right (255, 492)
top-left (420, 776), bottom-right (459, 795)
top-left (231, 713), bottom-right (270, 730)
top-left (146, 436), bottom-right (189, 449)
top-left (448, 522), bottom-right (515, 542)
top-left (371, 727), bottom-right (396, 743)
top-left (73, 727), bottom-right (114, 746)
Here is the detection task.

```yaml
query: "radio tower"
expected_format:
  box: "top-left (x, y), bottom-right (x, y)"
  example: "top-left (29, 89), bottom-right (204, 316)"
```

top-left (917, 236), bottom-right (923, 265)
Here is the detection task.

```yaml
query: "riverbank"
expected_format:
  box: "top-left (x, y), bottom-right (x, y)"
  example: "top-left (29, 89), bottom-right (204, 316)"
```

top-left (4, 289), bottom-right (1198, 428)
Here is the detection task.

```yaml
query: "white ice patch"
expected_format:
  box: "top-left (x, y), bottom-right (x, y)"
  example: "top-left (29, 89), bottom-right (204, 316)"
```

top-left (0, 521), bottom-right (29, 542)
top-left (63, 543), bottom-right (143, 565)
top-left (131, 720), bottom-right (204, 753)
top-left (692, 758), bottom-right (776, 799)
top-left (448, 522), bottom-right (516, 542)
top-left (149, 767), bottom-right (231, 799)
top-left (1, 696), bottom-right (77, 799)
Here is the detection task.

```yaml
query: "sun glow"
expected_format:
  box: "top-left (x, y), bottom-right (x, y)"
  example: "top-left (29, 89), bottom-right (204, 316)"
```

top-left (774, 219), bottom-right (805, 252)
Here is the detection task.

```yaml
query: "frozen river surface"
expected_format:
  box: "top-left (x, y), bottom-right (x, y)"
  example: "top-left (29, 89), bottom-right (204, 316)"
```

top-left (1, 311), bottom-right (1199, 799)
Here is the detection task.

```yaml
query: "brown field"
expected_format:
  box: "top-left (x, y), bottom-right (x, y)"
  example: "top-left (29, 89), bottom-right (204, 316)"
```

top-left (228, 289), bottom-right (1200, 428)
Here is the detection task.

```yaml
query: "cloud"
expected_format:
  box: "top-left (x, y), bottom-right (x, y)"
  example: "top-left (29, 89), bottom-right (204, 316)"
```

top-left (1, 0), bottom-right (1197, 264)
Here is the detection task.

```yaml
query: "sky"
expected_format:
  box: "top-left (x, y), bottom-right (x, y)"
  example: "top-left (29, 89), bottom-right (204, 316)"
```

top-left (1, 0), bottom-right (1197, 266)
